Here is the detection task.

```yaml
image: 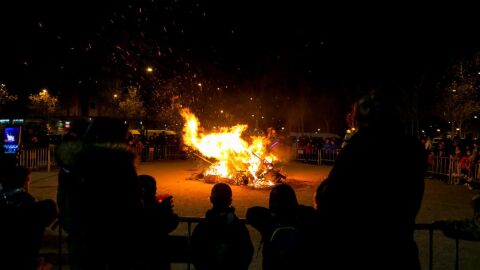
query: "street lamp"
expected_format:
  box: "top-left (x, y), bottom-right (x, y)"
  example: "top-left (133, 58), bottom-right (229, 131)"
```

top-left (146, 66), bottom-right (153, 73)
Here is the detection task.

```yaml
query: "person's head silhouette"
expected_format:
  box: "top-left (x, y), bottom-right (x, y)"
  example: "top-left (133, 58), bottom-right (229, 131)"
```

top-left (210, 183), bottom-right (232, 209)
top-left (138, 175), bottom-right (157, 198)
top-left (269, 184), bottom-right (298, 215)
top-left (351, 90), bottom-right (402, 133)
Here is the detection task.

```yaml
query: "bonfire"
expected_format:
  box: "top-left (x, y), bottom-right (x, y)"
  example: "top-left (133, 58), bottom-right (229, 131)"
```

top-left (180, 108), bottom-right (286, 188)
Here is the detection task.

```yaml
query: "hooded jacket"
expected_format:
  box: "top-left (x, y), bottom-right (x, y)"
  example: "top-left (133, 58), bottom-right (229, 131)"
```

top-left (56, 141), bottom-right (143, 266)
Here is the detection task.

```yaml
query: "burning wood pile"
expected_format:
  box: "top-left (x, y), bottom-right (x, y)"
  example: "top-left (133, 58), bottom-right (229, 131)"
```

top-left (180, 108), bottom-right (286, 188)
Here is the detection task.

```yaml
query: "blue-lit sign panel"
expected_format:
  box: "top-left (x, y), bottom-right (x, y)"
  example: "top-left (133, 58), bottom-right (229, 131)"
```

top-left (3, 126), bottom-right (21, 154)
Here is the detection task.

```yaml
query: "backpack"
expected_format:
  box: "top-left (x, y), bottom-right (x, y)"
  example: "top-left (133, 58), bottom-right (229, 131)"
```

top-left (268, 225), bottom-right (300, 263)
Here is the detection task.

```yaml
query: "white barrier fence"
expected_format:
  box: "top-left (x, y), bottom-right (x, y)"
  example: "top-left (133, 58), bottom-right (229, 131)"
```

top-left (17, 143), bottom-right (186, 172)
top-left (294, 147), bottom-right (340, 165)
top-left (18, 144), bottom-right (57, 172)
top-left (22, 144), bottom-right (476, 186)
top-left (427, 156), bottom-right (480, 185)
top-left (294, 147), bottom-right (480, 185)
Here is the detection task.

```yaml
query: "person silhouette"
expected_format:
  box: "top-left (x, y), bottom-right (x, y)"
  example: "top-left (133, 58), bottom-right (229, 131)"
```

top-left (0, 167), bottom-right (57, 270)
top-left (192, 183), bottom-right (253, 270)
top-left (247, 184), bottom-right (317, 270)
top-left (315, 90), bottom-right (427, 270)
top-left (56, 117), bottom-right (143, 270)
top-left (138, 174), bottom-right (178, 270)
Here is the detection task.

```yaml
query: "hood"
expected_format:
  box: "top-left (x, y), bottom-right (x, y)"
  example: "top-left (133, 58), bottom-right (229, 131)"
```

top-left (56, 141), bottom-right (135, 170)
top-left (205, 206), bottom-right (237, 225)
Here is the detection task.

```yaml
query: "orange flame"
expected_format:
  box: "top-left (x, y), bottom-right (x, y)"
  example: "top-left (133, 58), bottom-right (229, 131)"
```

top-left (180, 108), bottom-right (277, 185)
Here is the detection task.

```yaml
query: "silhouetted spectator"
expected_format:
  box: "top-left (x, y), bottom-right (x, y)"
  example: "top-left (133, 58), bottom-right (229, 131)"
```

top-left (434, 194), bottom-right (480, 241)
top-left (192, 183), bottom-right (253, 270)
top-left (138, 174), bottom-right (179, 270)
top-left (56, 117), bottom-right (89, 259)
top-left (247, 184), bottom-right (317, 270)
top-left (0, 167), bottom-right (57, 270)
top-left (315, 91), bottom-right (426, 270)
top-left (56, 117), bottom-right (143, 270)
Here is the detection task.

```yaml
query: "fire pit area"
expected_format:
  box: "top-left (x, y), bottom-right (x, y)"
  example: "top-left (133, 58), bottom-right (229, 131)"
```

top-left (180, 108), bottom-right (286, 188)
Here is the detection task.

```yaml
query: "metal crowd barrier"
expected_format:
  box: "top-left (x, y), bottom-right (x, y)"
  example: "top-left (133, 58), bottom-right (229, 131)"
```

top-left (293, 147), bottom-right (480, 186)
top-left (139, 144), bottom-right (186, 161)
top-left (427, 156), bottom-right (480, 185)
top-left (49, 218), bottom-right (459, 270)
top-left (18, 144), bottom-right (56, 172)
top-left (17, 143), bottom-right (186, 171)
top-left (294, 146), bottom-right (340, 165)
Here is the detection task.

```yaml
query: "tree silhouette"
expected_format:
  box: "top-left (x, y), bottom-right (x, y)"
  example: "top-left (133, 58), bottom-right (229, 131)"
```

top-left (28, 89), bottom-right (58, 118)
top-left (0, 83), bottom-right (18, 106)
top-left (116, 86), bottom-right (146, 120)
top-left (437, 61), bottom-right (480, 137)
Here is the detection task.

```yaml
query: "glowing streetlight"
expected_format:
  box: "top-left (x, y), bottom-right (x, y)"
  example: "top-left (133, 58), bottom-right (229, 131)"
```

top-left (456, 128), bottom-right (460, 131)
top-left (475, 116), bottom-right (478, 119)
top-left (146, 66), bottom-right (153, 73)
top-left (249, 97), bottom-right (253, 101)
top-left (436, 129), bottom-right (441, 132)
top-left (113, 94), bottom-right (118, 98)
top-left (281, 127), bottom-right (285, 130)
top-left (198, 83), bottom-right (202, 87)
top-left (452, 89), bottom-right (457, 93)
top-left (220, 110), bottom-right (224, 114)
top-left (251, 114), bottom-right (255, 118)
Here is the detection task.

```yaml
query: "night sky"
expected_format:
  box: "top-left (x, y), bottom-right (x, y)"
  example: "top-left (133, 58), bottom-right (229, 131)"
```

top-left (1, 1), bottom-right (480, 132)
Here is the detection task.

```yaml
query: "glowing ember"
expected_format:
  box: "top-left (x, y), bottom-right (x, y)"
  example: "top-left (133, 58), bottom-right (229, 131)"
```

top-left (180, 108), bottom-right (283, 187)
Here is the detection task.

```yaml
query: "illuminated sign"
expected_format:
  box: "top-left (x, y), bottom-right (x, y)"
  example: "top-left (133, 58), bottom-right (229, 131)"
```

top-left (12, 119), bottom-right (24, 124)
top-left (3, 126), bottom-right (21, 154)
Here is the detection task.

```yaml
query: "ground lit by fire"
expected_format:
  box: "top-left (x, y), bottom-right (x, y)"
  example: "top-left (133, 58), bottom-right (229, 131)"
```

top-left (180, 108), bottom-right (285, 188)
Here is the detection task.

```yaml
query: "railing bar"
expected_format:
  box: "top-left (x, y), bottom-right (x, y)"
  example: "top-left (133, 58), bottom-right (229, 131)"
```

top-left (455, 238), bottom-right (459, 270)
top-left (429, 228), bottom-right (433, 270)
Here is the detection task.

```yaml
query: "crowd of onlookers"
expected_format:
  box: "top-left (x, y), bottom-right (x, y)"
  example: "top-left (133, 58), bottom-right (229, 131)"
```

top-left (422, 135), bottom-right (480, 188)
top-left (127, 131), bottom-right (186, 161)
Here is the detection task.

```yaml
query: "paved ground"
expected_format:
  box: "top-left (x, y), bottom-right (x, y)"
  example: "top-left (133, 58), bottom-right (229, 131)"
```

top-left (32, 160), bottom-right (480, 270)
